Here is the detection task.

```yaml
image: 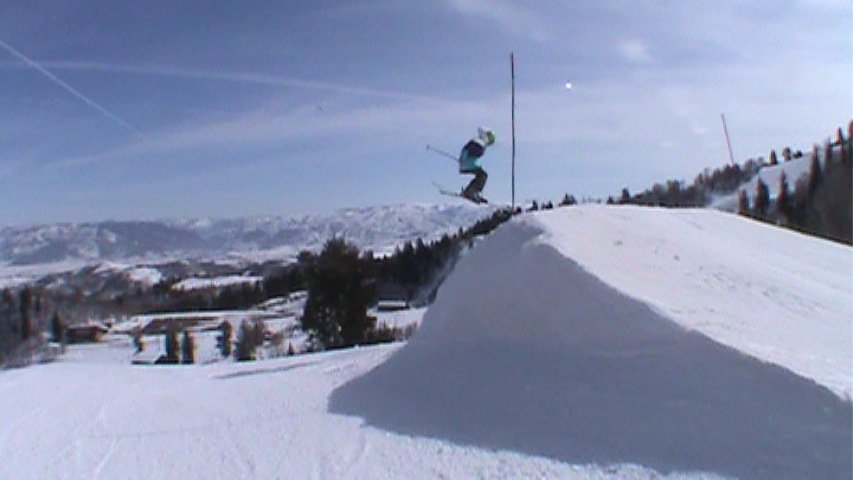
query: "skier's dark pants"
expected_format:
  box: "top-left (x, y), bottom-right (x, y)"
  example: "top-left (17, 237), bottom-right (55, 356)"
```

top-left (462, 167), bottom-right (487, 196)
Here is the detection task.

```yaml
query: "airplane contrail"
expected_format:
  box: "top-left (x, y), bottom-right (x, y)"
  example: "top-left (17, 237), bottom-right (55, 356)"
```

top-left (0, 38), bottom-right (142, 137)
top-left (28, 60), bottom-right (442, 104)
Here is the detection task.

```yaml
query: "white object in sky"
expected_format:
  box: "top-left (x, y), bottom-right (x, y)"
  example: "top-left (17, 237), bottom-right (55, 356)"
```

top-left (564, 81), bottom-right (573, 90)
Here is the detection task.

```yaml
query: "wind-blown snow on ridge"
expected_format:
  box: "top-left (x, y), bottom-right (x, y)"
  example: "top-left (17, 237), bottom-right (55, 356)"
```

top-left (332, 205), bottom-right (852, 479)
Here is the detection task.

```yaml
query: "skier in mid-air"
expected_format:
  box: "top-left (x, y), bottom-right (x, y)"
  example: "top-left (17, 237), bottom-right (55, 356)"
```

top-left (458, 127), bottom-right (495, 203)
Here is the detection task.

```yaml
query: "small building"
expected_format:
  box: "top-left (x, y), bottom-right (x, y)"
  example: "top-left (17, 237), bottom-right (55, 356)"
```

top-left (376, 300), bottom-right (409, 312)
top-left (66, 323), bottom-right (109, 344)
top-left (140, 315), bottom-right (216, 335)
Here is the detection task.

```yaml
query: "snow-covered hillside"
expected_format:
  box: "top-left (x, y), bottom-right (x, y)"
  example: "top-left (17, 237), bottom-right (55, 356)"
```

top-left (2, 205), bottom-right (850, 479)
top-left (712, 148), bottom-right (830, 211)
top-left (0, 203), bottom-right (492, 267)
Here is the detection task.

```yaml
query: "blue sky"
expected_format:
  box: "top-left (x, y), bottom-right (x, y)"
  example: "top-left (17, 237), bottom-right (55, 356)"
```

top-left (0, 0), bottom-right (850, 225)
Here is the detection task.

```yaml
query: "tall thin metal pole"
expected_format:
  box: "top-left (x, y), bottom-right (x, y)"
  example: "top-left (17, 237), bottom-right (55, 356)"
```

top-left (721, 113), bottom-right (735, 165)
top-left (511, 53), bottom-right (516, 211)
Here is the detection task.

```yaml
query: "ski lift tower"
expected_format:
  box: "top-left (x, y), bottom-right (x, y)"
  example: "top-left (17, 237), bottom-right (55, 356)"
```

top-left (511, 53), bottom-right (516, 211)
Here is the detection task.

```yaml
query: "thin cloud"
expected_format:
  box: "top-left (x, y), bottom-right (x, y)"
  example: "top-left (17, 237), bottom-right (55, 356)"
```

top-left (618, 39), bottom-right (654, 64)
top-left (0, 160), bottom-right (23, 180)
top-left (54, 94), bottom-right (495, 169)
top-left (33, 60), bottom-right (442, 104)
top-left (0, 38), bottom-right (142, 137)
top-left (444, 0), bottom-right (552, 43)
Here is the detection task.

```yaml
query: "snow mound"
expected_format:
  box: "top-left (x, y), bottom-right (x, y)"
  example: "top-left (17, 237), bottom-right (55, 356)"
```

top-left (331, 207), bottom-right (852, 479)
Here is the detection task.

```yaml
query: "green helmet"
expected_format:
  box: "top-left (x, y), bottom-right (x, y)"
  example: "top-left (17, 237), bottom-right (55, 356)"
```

top-left (478, 127), bottom-right (495, 146)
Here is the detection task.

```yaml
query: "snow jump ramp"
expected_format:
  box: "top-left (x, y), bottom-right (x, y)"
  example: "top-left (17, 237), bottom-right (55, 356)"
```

top-left (331, 214), bottom-right (852, 479)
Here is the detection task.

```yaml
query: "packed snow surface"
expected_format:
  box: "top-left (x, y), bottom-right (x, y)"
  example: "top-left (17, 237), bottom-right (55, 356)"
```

top-left (0, 345), bottom-right (668, 479)
top-left (333, 206), bottom-right (851, 479)
top-left (531, 205), bottom-right (852, 398)
top-left (3, 205), bottom-right (851, 479)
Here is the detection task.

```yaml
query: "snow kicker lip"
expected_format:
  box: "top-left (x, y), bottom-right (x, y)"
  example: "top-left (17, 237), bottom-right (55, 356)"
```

top-left (330, 221), bottom-right (852, 480)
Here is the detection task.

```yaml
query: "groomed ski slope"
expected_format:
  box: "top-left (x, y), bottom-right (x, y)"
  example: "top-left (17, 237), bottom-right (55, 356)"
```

top-left (0, 344), bottom-right (658, 479)
top-left (2, 205), bottom-right (851, 479)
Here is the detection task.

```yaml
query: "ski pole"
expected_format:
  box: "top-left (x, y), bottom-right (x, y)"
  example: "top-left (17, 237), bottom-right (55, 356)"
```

top-left (425, 145), bottom-right (458, 163)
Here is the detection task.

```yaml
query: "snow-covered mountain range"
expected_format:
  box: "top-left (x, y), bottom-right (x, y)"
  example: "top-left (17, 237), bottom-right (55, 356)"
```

top-left (0, 203), bottom-right (492, 267)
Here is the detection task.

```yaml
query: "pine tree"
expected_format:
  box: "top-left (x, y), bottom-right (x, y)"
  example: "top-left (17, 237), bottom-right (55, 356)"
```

top-left (252, 321), bottom-right (266, 352)
top-left (754, 179), bottom-right (770, 219)
top-left (234, 320), bottom-right (264, 361)
top-left (847, 120), bottom-right (853, 164)
top-left (181, 330), bottom-right (195, 364)
top-left (2, 288), bottom-right (13, 306)
top-left (737, 190), bottom-right (750, 216)
top-left (19, 288), bottom-right (33, 340)
top-left (50, 312), bottom-right (64, 344)
top-left (791, 177), bottom-right (810, 225)
top-left (619, 188), bottom-right (631, 204)
top-left (776, 172), bottom-right (791, 223)
top-left (164, 324), bottom-right (180, 364)
top-left (559, 193), bottom-right (576, 206)
top-left (132, 330), bottom-right (145, 353)
top-left (217, 321), bottom-right (233, 358)
top-left (824, 142), bottom-right (833, 171)
top-left (301, 238), bottom-right (376, 350)
top-left (808, 148), bottom-right (823, 198)
top-left (234, 321), bottom-right (251, 361)
top-left (769, 150), bottom-right (778, 166)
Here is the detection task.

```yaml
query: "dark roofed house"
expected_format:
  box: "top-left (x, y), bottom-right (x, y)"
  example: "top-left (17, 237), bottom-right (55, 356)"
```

top-left (66, 323), bottom-right (108, 344)
top-left (376, 300), bottom-right (409, 312)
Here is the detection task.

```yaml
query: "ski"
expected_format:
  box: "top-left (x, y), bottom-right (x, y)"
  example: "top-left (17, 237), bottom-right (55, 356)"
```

top-left (431, 181), bottom-right (488, 205)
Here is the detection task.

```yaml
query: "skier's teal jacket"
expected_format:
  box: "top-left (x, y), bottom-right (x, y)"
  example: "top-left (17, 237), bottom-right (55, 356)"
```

top-left (459, 138), bottom-right (487, 173)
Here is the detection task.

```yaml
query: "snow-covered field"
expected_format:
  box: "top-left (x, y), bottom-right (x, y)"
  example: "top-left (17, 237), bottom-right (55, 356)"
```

top-left (1, 206), bottom-right (850, 479)
top-left (171, 274), bottom-right (263, 291)
top-left (4, 344), bottom-right (681, 480)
